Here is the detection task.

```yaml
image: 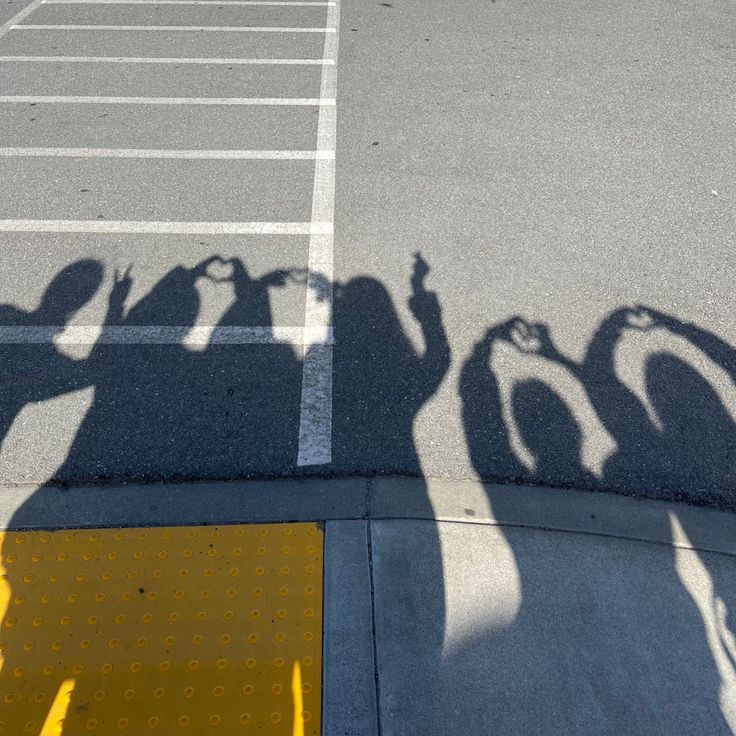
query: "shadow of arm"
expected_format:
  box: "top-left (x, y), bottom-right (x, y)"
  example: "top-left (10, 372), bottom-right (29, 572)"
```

top-left (460, 326), bottom-right (525, 478)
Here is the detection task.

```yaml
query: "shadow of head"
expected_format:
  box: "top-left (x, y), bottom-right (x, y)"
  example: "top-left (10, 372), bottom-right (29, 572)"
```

top-left (334, 276), bottom-right (420, 364)
top-left (512, 378), bottom-right (583, 476)
top-left (36, 259), bottom-right (104, 324)
top-left (647, 352), bottom-right (736, 478)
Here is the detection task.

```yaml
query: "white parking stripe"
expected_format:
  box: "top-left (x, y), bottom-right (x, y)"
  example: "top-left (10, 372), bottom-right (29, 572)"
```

top-left (0, 95), bottom-right (334, 105)
top-left (0, 325), bottom-right (333, 345)
top-left (0, 220), bottom-right (333, 234)
top-left (43, 0), bottom-right (334, 5)
top-left (1, 0), bottom-right (342, 468)
top-left (0, 147), bottom-right (335, 159)
top-left (14, 24), bottom-right (336, 31)
top-left (297, 0), bottom-right (338, 466)
top-left (0, 0), bottom-right (45, 39)
top-left (0, 55), bottom-right (334, 64)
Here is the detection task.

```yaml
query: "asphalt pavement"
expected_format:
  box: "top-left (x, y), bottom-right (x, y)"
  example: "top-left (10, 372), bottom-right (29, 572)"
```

top-left (0, 0), bottom-right (735, 511)
top-left (1, 5), bottom-right (735, 732)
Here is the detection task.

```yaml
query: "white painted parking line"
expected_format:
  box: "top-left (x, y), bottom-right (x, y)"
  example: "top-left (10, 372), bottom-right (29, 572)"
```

top-left (0, 0), bottom-right (45, 39)
top-left (0, 95), bottom-right (334, 105)
top-left (14, 24), bottom-right (336, 32)
top-left (0, 55), bottom-right (334, 64)
top-left (0, 220), bottom-right (333, 234)
top-left (0, 0), bottom-right (342, 468)
top-left (43, 0), bottom-right (334, 5)
top-left (0, 147), bottom-right (335, 159)
top-left (297, 0), bottom-right (338, 467)
top-left (0, 325), bottom-right (334, 345)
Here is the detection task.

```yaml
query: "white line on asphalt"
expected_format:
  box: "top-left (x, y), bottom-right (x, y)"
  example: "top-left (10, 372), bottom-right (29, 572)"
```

top-left (14, 24), bottom-right (336, 31)
top-left (0, 220), bottom-right (333, 234)
top-left (297, 0), bottom-right (338, 467)
top-left (42, 0), bottom-right (335, 4)
top-left (0, 95), bottom-right (334, 105)
top-left (0, 55), bottom-right (333, 64)
top-left (0, 325), bottom-right (333, 345)
top-left (0, 0), bottom-right (44, 39)
top-left (0, 147), bottom-right (335, 159)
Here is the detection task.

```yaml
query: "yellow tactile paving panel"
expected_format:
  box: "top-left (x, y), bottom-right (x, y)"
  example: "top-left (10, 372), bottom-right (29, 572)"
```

top-left (0, 522), bottom-right (322, 736)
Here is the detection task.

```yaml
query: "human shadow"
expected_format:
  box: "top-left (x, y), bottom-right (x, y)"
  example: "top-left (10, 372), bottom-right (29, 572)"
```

top-left (570, 306), bottom-right (736, 506)
top-left (0, 255), bottom-right (307, 733)
top-left (329, 255), bottom-right (452, 724)
top-left (0, 253), bottom-right (452, 733)
top-left (1, 251), bottom-right (451, 484)
top-left (513, 378), bottom-right (597, 485)
top-left (332, 252), bottom-right (451, 476)
top-left (0, 260), bottom-right (103, 451)
top-left (3, 252), bottom-right (734, 733)
top-left (49, 256), bottom-right (305, 482)
top-left (439, 308), bottom-right (736, 734)
top-left (462, 308), bottom-right (736, 507)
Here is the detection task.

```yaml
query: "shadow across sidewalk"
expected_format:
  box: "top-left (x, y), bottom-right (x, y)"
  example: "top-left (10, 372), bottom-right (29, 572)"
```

top-left (1, 255), bottom-right (735, 733)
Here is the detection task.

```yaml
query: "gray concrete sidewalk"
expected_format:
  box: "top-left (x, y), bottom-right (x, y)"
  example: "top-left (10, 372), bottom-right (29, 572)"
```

top-left (4, 476), bottom-right (735, 734)
top-left (322, 479), bottom-right (736, 735)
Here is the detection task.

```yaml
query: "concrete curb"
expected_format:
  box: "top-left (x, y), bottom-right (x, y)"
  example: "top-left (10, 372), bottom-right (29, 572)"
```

top-left (373, 477), bottom-right (736, 558)
top-left (1, 475), bottom-right (735, 556)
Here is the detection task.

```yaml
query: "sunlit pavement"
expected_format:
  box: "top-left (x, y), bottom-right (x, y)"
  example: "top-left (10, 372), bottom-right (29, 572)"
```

top-left (1, 0), bottom-right (736, 732)
top-left (1, 477), bottom-right (735, 734)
